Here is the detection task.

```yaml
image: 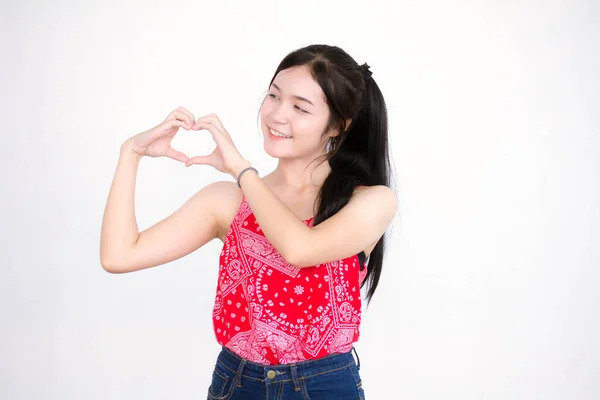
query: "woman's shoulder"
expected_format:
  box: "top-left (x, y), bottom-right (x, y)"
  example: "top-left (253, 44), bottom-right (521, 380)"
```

top-left (351, 184), bottom-right (397, 215)
top-left (353, 184), bottom-right (395, 198)
top-left (203, 181), bottom-right (243, 242)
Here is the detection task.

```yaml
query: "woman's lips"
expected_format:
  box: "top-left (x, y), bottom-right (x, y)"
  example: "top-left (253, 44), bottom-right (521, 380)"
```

top-left (268, 126), bottom-right (292, 139)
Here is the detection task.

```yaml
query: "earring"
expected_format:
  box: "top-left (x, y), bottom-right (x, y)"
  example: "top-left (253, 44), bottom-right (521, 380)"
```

top-left (327, 137), bottom-right (335, 153)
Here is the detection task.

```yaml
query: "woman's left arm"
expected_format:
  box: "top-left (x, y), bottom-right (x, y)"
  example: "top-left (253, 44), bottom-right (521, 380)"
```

top-left (187, 114), bottom-right (397, 267)
top-left (239, 171), bottom-right (397, 267)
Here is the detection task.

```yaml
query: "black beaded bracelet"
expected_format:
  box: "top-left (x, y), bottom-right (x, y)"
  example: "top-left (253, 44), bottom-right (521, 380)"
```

top-left (237, 167), bottom-right (258, 188)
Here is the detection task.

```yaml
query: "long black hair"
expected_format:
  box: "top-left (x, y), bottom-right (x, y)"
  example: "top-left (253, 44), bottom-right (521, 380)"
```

top-left (265, 44), bottom-right (393, 305)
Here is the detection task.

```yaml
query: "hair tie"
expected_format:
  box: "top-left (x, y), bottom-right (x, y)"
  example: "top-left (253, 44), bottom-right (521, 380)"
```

top-left (237, 167), bottom-right (258, 188)
top-left (360, 62), bottom-right (373, 79)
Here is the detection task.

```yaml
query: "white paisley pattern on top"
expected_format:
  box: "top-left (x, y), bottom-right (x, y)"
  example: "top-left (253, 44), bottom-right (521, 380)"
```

top-left (212, 196), bottom-right (368, 365)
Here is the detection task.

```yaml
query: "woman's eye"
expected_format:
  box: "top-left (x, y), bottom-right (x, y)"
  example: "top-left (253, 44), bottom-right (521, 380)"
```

top-left (268, 94), bottom-right (307, 113)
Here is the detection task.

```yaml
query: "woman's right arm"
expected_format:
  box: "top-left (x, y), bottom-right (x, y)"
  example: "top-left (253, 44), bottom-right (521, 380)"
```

top-left (100, 140), bottom-right (233, 274)
top-left (100, 107), bottom-right (239, 273)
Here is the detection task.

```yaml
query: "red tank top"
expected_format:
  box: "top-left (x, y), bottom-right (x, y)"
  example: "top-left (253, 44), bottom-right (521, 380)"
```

top-left (211, 196), bottom-right (368, 365)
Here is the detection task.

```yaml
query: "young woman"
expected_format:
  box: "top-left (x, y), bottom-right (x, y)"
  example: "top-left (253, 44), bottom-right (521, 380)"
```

top-left (100, 44), bottom-right (396, 399)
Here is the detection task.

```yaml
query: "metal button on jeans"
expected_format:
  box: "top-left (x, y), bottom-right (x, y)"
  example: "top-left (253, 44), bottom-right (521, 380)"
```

top-left (267, 370), bottom-right (277, 379)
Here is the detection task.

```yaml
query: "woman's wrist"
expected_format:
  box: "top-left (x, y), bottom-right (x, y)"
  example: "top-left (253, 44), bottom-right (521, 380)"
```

top-left (236, 166), bottom-right (259, 188)
top-left (232, 159), bottom-right (252, 178)
top-left (232, 160), bottom-right (255, 186)
top-left (120, 139), bottom-right (144, 162)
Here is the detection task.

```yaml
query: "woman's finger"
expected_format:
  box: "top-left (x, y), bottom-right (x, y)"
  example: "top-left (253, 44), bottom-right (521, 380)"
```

top-left (175, 106), bottom-right (196, 126)
top-left (193, 120), bottom-right (226, 138)
top-left (164, 110), bottom-right (191, 129)
top-left (194, 120), bottom-right (236, 147)
top-left (194, 120), bottom-right (235, 145)
top-left (185, 155), bottom-right (212, 167)
top-left (171, 110), bottom-right (194, 129)
top-left (167, 119), bottom-right (188, 130)
top-left (193, 114), bottom-right (226, 133)
top-left (164, 147), bottom-right (189, 163)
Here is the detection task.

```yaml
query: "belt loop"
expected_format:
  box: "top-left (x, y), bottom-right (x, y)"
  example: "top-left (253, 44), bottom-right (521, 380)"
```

top-left (352, 346), bottom-right (361, 370)
top-left (235, 358), bottom-right (247, 387)
top-left (290, 365), bottom-right (302, 392)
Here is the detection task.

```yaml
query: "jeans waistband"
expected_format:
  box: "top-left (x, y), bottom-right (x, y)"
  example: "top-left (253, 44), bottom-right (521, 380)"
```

top-left (217, 346), bottom-right (361, 386)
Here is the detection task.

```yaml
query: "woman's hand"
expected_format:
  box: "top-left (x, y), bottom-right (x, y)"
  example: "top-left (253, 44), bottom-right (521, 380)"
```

top-left (125, 107), bottom-right (196, 163)
top-left (186, 114), bottom-right (250, 179)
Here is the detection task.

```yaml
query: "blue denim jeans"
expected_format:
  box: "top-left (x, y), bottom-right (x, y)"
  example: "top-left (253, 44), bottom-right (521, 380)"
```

top-left (207, 346), bottom-right (365, 399)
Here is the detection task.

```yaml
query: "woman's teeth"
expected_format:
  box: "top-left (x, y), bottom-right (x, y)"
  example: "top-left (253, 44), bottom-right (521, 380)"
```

top-left (269, 128), bottom-right (292, 139)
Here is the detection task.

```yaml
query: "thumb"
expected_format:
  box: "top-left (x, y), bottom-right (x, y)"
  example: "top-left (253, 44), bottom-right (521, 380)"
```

top-left (165, 147), bottom-right (189, 163)
top-left (185, 155), bottom-right (212, 167)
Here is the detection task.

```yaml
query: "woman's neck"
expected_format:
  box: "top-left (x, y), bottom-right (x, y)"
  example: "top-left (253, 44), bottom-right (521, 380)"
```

top-left (266, 158), bottom-right (331, 193)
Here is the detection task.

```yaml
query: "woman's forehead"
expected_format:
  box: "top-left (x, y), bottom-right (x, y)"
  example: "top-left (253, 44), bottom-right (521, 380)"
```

top-left (272, 66), bottom-right (326, 104)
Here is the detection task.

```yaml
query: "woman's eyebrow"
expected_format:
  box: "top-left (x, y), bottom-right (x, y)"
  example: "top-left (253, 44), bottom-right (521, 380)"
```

top-left (271, 83), bottom-right (314, 106)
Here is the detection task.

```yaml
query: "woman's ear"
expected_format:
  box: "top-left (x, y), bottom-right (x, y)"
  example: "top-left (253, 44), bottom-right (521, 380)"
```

top-left (344, 119), bottom-right (352, 131)
top-left (327, 119), bottom-right (352, 141)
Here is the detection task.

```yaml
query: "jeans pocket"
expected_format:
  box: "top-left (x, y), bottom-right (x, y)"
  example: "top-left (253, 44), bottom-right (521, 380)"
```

top-left (207, 362), bottom-right (235, 400)
top-left (348, 363), bottom-right (365, 399)
top-left (302, 363), bottom-right (364, 400)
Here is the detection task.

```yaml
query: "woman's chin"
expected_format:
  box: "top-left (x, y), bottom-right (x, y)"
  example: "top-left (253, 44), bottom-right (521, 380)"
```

top-left (263, 144), bottom-right (284, 158)
top-left (263, 141), bottom-right (291, 159)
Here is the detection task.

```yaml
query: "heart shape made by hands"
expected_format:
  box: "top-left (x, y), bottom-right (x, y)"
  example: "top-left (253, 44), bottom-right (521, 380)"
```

top-left (170, 128), bottom-right (217, 161)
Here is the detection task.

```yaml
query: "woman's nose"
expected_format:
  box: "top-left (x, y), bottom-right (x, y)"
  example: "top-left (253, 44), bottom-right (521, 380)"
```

top-left (268, 103), bottom-right (291, 124)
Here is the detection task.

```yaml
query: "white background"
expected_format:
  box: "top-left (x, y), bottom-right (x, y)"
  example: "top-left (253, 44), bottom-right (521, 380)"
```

top-left (2, 0), bottom-right (598, 399)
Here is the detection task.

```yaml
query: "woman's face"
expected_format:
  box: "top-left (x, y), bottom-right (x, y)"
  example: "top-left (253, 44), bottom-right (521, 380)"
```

top-left (260, 65), bottom-right (334, 160)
